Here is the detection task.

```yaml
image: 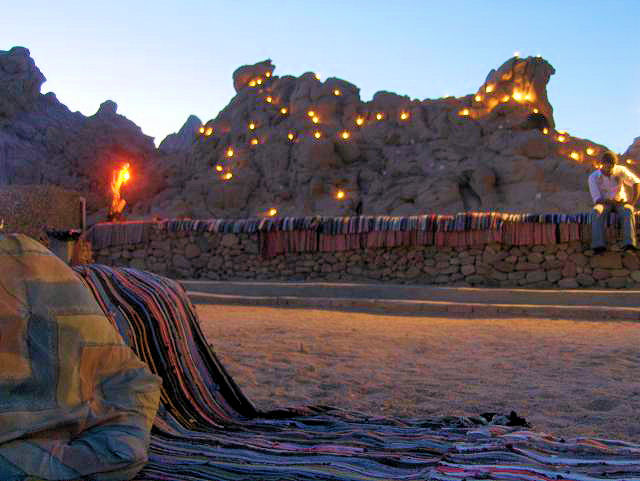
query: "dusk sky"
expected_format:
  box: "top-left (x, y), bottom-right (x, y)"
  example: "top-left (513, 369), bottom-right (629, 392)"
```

top-left (4, 1), bottom-right (639, 153)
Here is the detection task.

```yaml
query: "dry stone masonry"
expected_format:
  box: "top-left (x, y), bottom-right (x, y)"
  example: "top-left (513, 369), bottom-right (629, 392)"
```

top-left (91, 227), bottom-right (640, 289)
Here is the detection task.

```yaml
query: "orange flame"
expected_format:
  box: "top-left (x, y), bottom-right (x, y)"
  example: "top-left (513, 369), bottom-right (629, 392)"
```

top-left (109, 163), bottom-right (131, 220)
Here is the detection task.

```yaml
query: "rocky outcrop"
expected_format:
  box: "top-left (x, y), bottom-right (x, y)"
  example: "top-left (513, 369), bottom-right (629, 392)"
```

top-left (139, 56), bottom-right (613, 219)
top-left (0, 47), bottom-right (160, 221)
top-left (1, 47), bottom-right (636, 225)
top-left (159, 114), bottom-right (202, 154)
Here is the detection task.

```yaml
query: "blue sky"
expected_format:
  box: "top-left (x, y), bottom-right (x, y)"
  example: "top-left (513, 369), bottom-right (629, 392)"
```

top-left (3, 1), bottom-right (639, 152)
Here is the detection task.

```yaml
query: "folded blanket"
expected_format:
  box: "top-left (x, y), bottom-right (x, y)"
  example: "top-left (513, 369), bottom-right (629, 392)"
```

top-left (0, 234), bottom-right (161, 481)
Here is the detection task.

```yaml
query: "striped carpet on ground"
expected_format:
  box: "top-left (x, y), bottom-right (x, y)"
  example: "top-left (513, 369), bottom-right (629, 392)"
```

top-left (74, 264), bottom-right (640, 480)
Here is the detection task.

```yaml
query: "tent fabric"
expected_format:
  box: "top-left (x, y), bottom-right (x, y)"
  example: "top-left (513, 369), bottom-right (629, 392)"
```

top-left (0, 234), bottom-right (161, 481)
top-left (72, 263), bottom-right (640, 481)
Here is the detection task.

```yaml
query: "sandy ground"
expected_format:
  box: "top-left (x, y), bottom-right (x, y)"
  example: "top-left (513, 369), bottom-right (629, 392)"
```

top-left (197, 305), bottom-right (640, 443)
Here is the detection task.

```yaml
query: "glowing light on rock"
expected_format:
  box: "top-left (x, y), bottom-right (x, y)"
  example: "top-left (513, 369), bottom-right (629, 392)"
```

top-left (557, 135), bottom-right (567, 143)
top-left (542, 128), bottom-right (549, 135)
top-left (313, 131), bottom-right (322, 139)
top-left (533, 108), bottom-right (539, 113)
top-left (512, 90), bottom-right (523, 102)
top-left (312, 116), bottom-right (320, 124)
top-left (375, 112), bottom-right (384, 120)
top-left (268, 208), bottom-right (277, 216)
top-left (400, 112), bottom-right (409, 120)
top-left (248, 80), bottom-right (256, 87)
top-left (265, 71), bottom-right (271, 78)
top-left (570, 151), bottom-right (580, 161)
top-left (627, 158), bottom-right (634, 165)
top-left (355, 116), bottom-right (364, 126)
top-left (501, 95), bottom-right (510, 103)
top-left (586, 147), bottom-right (595, 156)
top-left (485, 84), bottom-right (495, 93)
top-left (205, 127), bottom-right (213, 136)
top-left (250, 138), bottom-right (259, 145)
top-left (215, 164), bottom-right (223, 172)
top-left (287, 132), bottom-right (295, 141)
top-left (280, 107), bottom-right (288, 114)
top-left (333, 89), bottom-right (341, 96)
top-left (314, 73), bottom-right (321, 80)
top-left (223, 172), bottom-right (233, 180)
top-left (199, 126), bottom-right (205, 134)
top-left (525, 93), bottom-right (533, 102)
top-left (459, 108), bottom-right (470, 116)
top-left (307, 110), bottom-right (315, 117)
top-left (226, 147), bottom-right (234, 157)
top-left (265, 96), bottom-right (273, 103)
top-left (514, 51), bottom-right (520, 57)
top-left (256, 78), bottom-right (263, 85)
top-left (557, 130), bottom-right (567, 134)
top-left (474, 94), bottom-right (482, 102)
top-left (248, 122), bottom-right (256, 130)
top-left (336, 190), bottom-right (345, 200)
top-left (340, 130), bottom-right (350, 140)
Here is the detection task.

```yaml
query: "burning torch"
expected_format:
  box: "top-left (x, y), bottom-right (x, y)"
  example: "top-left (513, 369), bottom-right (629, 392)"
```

top-left (109, 162), bottom-right (131, 221)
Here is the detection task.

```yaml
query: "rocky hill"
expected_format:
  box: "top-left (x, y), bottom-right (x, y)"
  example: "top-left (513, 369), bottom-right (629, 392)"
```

top-left (1, 46), bottom-right (636, 224)
top-left (0, 47), bottom-right (162, 219)
top-left (138, 57), bottom-right (620, 219)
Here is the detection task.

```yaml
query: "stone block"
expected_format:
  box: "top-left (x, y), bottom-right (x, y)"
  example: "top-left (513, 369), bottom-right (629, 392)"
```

top-left (185, 243), bottom-right (201, 259)
top-left (606, 277), bottom-right (627, 289)
top-left (525, 270), bottom-right (546, 283)
top-left (221, 233), bottom-right (239, 247)
top-left (622, 253), bottom-right (640, 270)
top-left (547, 270), bottom-right (562, 282)
top-left (576, 273), bottom-right (595, 287)
top-left (527, 253), bottom-right (544, 264)
top-left (590, 252), bottom-right (622, 270)
top-left (569, 253), bottom-right (588, 266)
top-left (631, 270), bottom-right (640, 282)
top-left (492, 261), bottom-right (514, 273)
top-left (465, 275), bottom-right (485, 285)
top-left (558, 278), bottom-right (579, 288)
top-left (610, 269), bottom-right (630, 277)
top-left (508, 271), bottom-right (526, 280)
top-left (592, 269), bottom-right (610, 280)
top-left (561, 262), bottom-right (577, 278)
top-left (516, 262), bottom-right (539, 271)
top-left (461, 264), bottom-right (476, 276)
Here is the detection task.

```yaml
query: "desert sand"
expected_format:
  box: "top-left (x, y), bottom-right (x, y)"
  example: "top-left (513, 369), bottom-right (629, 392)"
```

top-left (197, 305), bottom-right (640, 443)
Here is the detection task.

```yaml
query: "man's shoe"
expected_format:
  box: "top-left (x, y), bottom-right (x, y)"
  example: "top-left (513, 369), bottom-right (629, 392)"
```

top-left (593, 246), bottom-right (607, 254)
top-left (623, 245), bottom-right (638, 252)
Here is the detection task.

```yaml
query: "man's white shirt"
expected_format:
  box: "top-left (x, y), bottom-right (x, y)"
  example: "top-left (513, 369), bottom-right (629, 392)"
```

top-left (588, 165), bottom-right (640, 203)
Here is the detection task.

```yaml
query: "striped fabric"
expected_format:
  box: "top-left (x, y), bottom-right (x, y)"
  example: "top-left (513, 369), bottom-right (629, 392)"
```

top-left (73, 264), bottom-right (640, 480)
top-left (0, 234), bottom-right (161, 481)
top-left (85, 211), bottom-right (633, 254)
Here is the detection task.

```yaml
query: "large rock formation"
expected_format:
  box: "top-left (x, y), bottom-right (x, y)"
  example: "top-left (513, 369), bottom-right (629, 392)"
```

top-left (0, 47), bottom-right (160, 218)
top-left (1, 46), bottom-right (636, 224)
top-left (139, 56), bottom-right (614, 219)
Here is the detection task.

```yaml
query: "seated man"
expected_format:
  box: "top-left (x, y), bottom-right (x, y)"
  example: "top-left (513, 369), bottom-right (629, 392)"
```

top-left (588, 151), bottom-right (640, 253)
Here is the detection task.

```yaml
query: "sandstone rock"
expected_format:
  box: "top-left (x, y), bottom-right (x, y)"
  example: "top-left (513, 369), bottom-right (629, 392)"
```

top-left (631, 271), bottom-right (640, 282)
top-left (221, 234), bottom-right (239, 247)
top-left (525, 270), bottom-right (546, 283)
top-left (606, 277), bottom-right (627, 289)
top-left (592, 269), bottom-right (610, 280)
top-left (185, 243), bottom-right (201, 259)
top-left (547, 270), bottom-right (562, 282)
top-left (622, 254), bottom-right (640, 271)
top-left (590, 253), bottom-right (622, 270)
top-left (558, 278), bottom-right (579, 288)
top-left (576, 273), bottom-right (595, 287)
top-left (461, 264), bottom-right (476, 276)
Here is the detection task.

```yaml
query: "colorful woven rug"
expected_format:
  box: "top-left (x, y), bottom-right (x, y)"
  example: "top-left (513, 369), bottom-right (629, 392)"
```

top-left (73, 264), bottom-right (640, 480)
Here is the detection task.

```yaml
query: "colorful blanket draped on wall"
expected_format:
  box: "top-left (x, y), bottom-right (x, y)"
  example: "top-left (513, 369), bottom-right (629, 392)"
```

top-left (85, 211), bottom-right (628, 257)
top-left (0, 235), bottom-right (161, 481)
top-left (71, 264), bottom-right (640, 480)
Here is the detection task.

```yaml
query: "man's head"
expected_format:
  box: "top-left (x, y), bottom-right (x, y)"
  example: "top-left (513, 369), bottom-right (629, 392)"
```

top-left (600, 150), bottom-right (618, 176)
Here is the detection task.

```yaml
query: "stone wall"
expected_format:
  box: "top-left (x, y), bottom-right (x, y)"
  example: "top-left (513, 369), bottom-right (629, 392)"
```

top-left (91, 228), bottom-right (640, 288)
